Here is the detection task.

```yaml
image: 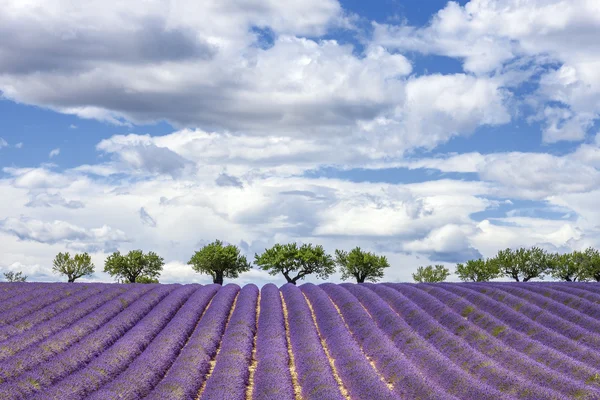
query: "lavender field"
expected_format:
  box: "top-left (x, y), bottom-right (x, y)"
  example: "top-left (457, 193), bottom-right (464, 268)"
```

top-left (1, 282), bottom-right (600, 399)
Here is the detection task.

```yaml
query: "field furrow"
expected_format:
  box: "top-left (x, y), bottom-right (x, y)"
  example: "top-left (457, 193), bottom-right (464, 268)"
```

top-left (0, 281), bottom-right (599, 400)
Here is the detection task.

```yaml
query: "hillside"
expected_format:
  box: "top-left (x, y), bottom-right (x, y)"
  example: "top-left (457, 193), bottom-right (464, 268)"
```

top-left (0, 282), bottom-right (600, 399)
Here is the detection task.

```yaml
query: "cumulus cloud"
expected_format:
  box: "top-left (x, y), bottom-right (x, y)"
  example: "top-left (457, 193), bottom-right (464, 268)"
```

top-left (4, 167), bottom-right (73, 189)
top-left (139, 207), bottom-right (157, 227)
top-left (374, 0), bottom-right (600, 143)
top-left (0, 216), bottom-right (129, 252)
top-left (14, 142), bottom-right (23, 149)
top-left (49, 148), bottom-right (60, 158)
top-left (215, 173), bottom-right (244, 188)
top-left (25, 192), bottom-right (85, 209)
top-left (0, 138), bottom-right (7, 149)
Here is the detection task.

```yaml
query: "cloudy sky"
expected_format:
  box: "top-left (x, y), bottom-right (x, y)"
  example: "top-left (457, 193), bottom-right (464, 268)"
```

top-left (1, 0), bottom-right (599, 285)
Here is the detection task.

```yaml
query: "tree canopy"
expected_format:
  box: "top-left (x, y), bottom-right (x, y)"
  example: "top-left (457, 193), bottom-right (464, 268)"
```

top-left (188, 240), bottom-right (251, 285)
top-left (491, 247), bottom-right (550, 282)
top-left (3, 271), bottom-right (27, 282)
top-left (548, 251), bottom-right (588, 282)
top-left (52, 252), bottom-right (95, 282)
top-left (104, 250), bottom-right (164, 284)
top-left (412, 264), bottom-right (450, 283)
top-left (455, 258), bottom-right (499, 282)
top-left (254, 243), bottom-right (335, 285)
top-left (581, 247), bottom-right (600, 282)
top-left (334, 247), bottom-right (390, 283)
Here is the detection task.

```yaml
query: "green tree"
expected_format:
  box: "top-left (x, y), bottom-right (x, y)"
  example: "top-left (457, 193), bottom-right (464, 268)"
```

top-left (582, 247), bottom-right (600, 282)
top-left (3, 271), bottom-right (27, 282)
top-left (334, 247), bottom-right (390, 283)
top-left (133, 276), bottom-right (160, 284)
top-left (412, 264), bottom-right (450, 283)
top-left (188, 240), bottom-right (251, 285)
top-left (104, 250), bottom-right (164, 283)
top-left (52, 252), bottom-right (95, 282)
top-left (548, 251), bottom-right (588, 282)
top-left (455, 258), bottom-right (499, 282)
top-left (255, 243), bottom-right (335, 285)
top-left (492, 247), bottom-right (550, 282)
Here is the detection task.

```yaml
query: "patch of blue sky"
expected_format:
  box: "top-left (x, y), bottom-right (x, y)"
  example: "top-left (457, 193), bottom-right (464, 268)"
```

top-left (303, 165), bottom-right (479, 184)
top-left (470, 198), bottom-right (577, 222)
top-left (0, 98), bottom-right (175, 171)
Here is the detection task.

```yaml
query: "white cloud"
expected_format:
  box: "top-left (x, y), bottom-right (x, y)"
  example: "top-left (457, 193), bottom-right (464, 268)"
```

top-left (0, 216), bottom-right (129, 252)
top-left (0, 138), bottom-right (7, 149)
top-left (14, 142), bottom-right (23, 149)
top-left (3, 167), bottom-right (73, 189)
top-left (49, 148), bottom-right (60, 158)
top-left (374, 0), bottom-right (600, 143)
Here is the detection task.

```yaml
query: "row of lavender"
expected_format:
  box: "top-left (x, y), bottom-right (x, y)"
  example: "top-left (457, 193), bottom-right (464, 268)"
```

top-left (1, 282), bottom-right (600, 399)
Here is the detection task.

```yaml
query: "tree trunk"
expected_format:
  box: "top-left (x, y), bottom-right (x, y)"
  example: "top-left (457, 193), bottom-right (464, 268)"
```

top-left (356, 275), bottom-right (365, 283)
top-left (129, 275), bottom-right (137, 283)
top-left (68, 277), bottom-right (76, 283)
top-left (214, 272), bottom-right (224, 285)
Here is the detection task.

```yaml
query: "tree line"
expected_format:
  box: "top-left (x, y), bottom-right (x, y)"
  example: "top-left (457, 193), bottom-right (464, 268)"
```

top-left (412, 246), bottom-right (600, 283)
top-left (2, 240), bottom-right (391, 285)
top-left (3, 242), bottom-right (599, 285)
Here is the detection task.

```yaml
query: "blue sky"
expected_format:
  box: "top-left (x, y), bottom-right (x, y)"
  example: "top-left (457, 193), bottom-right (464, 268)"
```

top-left (1, 0), bottom-right (599, 284)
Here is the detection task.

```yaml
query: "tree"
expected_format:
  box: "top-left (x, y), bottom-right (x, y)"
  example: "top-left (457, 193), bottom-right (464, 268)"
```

top-left (334, 247), bottom-right (390, 283)
top-left (491, 247), bottom-right (550, 282)
top-left (255, 243), bottom-right (335, 285)
top-left (548, 251), bottom-right (588, 282)
top-left (104, 250), bottom-right (164, 283)
top-left (3, 271), bottom-right (27, 282)
top-left (582, 247), bottom-right (600, 282)
top-left (412, 264), bottom-right (450, 283)
top-left (455, 258), bottom-right (499, 282)
top-left (134, 276), bottom-right (160, 284)
top-left (188, 240), bottom-right (251, 285)
top-left (52, 252), bottom-right (95, 282)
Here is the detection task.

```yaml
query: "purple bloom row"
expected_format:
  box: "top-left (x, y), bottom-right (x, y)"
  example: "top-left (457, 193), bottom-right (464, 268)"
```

top-left (479, 282), bottom-right (600, 349)
top-left (545, 282), bottom-right (600, 309)
top-left (0, 284), bottom-right (105, 341)
top-left (0, 284), bottom-right (153, 383)
top-left (0, 285), bottom-right (176, 399)
top-left (251, 283), bottom-right (294, 400)
top-left (382, 283), bottom-right (592, 399)
top-left (36, 284), bottom-right (200, 400)
top-left (343, 284), bottom-right (510, 400)
top-left (417, 283), bottom-right (600, 389)
top-left (0, 283), bottom-right (89, 326)
top-left (144, 283), bottom-right (240, 400)
top-left (279, 283), bottom-right (345, 400)
top-left (87, 284), bottom-right (220, 400)
top-left (200, 284), bottom-right (259, 400)
top-left (321, 283), bottom-right (451, 400)
top-left (0, 284), bottom-right (129, 363)
top-left (0, 283), bottom-right (34, 302)
top-left (301, 283), bottom-right (398, 400)
top-left (0, 284), bottom-right (70, 315)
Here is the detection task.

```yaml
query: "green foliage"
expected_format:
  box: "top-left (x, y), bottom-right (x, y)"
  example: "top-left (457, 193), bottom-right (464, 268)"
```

top-left (412, 264), bottom-right (450, 283)
top-left (3, 271), bottom-right (27, 282)
top-left (52, 252), bottom-right (95, 282)
top-left (490, 247), bottom-right (550, 282)
top-left (582, 247), bottom-right (600, 282)
top-left (254, 242), bottom-right (335, 285)
top-left (455, 258), bottom-right (499, 282)
top-left (335, 247), bottom-right (390, 283)
top-left (548, 251), bottom-right (588, 282)
top-left (118, 276), bottom-right (160, 284)
top-left (104, 250), bottom-right (164, 284)
top-left (188, 240), bottom-right (251, 285)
